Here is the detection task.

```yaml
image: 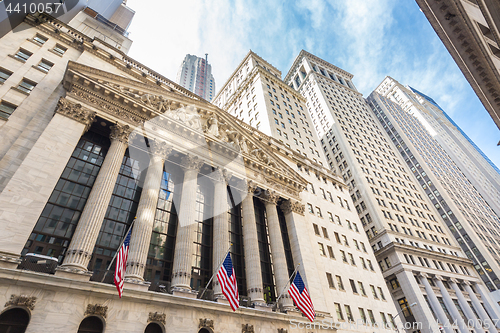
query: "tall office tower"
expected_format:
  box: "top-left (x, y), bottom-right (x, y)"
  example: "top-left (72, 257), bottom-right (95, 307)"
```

top-left (213, 50), bottom-right (327, 166)
top-left (285, 50), bottom-right (500, 332)
top-left (370, 76), bottom-right (500, 304)
top-left (214, 50), bottom-right (400, 332)
top-left (415, 0), bottom-right (500, 136)
top-left (176, 54), bottom-right (216, 101)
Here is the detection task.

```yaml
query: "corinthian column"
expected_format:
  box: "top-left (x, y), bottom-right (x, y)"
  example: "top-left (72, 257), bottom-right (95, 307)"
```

top-left (419, 273), bottom-right (453, 333)
top-left (125, 139), bottom-right (173, 282)
top-left (263, 190), bottom-right (293, 309)
top-left (450, 279), bottom-right (485, 333)
top-left (212, 168), bottom-right (231, 299)
top-left (59, 124), bottom-right (132, 273)
top-left (435, 276), bottom-right (468, 333)
top-left (171, 154), bottom-right (204, 296)
top-left (464, 282), bottom-right (497, 333)
top-left (241, 181), bottom-right (265, 305)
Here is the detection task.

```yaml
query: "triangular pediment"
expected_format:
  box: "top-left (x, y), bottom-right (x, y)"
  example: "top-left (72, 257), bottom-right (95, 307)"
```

top-left (62, 61), bottom-right (307, 199)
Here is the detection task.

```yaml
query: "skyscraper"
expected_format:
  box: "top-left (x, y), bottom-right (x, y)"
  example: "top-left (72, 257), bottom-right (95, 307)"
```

top-left (176, 54), bottom-right (216, 101)
top-left (284, 50), bottom-right (500, 332)
top-left (213, 51), bottom-right (326, 166)
top-left (370, 76), bottom-right (500, 303)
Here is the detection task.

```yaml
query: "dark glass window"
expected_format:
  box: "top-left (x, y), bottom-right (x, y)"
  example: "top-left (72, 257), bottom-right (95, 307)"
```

top-left (144, 323), bottom-right (163, 333)
top-left (277, 206), bottom-right (294, 276)
top-left (190, 180), bottom-right (213, 291)
top-left (23, 130), bottom-right (109, 263)
top-left (77, 316), bottom-right (103, 333)
top-left (228, 188), bottom-right (246, 296)
top-left (89, 149), bottom-right (142, 277)
top-left (145, 166), bottom-right (178, 284)
top-left (254, 197), bottom-right (275, 303)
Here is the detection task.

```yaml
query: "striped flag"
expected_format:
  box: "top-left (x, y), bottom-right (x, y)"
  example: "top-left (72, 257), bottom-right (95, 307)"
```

top-left (216, 253), bottom-right (240, 311)
top-left (288, 271), bottom-right (315, 322)
top-left (114, 228), bottom-right (132, 298)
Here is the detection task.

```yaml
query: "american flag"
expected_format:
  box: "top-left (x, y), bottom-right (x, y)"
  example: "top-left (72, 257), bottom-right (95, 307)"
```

top-left (288, 271), bottom-right (315, 322)
top-left (217, 253), bottom-right (240, 311)
top-left (114, 228), bottom-right (132, 298)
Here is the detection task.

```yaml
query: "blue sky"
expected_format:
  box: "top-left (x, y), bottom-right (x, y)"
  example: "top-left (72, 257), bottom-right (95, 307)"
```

top-left (126, 0), bottom-right (499, 168)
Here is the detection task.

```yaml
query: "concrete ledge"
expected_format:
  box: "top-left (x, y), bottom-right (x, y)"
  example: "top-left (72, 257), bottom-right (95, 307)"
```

top-left (54, 267), bottom-right (92, 281)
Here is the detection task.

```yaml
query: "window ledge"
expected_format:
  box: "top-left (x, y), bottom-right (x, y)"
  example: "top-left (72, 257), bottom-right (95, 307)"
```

top-left (48, 49), bottom-right (64, 57)
top-left (8, 54), bottom-right (27, 63)
top-left (32, 65), bottom-right (49, 74)
top-left (10, 86), bottom-right (31, 96)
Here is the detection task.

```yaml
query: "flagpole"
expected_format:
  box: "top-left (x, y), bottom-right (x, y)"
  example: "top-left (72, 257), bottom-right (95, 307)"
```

top-left (275, 263), bottom-right (301, 305)
top-left (100, 218), bottom-right (136, 283)
top-left (199, 243), bottom-right (233, 300)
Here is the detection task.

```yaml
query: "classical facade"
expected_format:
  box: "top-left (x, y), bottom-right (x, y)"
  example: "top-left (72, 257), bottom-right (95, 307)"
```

top-left (284, 50), bottom-right (500, 333)
top-left (371, 76), bottom-right (500, 302)
top-left (0, 8), bottom-right (401, 333)
top-left (415, 0), bottom-right (500, 139)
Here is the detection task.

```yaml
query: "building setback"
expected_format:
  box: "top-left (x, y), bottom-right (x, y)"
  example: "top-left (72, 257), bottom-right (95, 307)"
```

top-left (176, 54), bottom-right (216, 101)
top-left (369, 76), bottom-right (500, 304)
top-left (284, 50), bottom-right (500, 333)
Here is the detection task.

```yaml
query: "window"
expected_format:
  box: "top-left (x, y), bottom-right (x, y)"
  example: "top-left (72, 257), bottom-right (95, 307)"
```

top-left (367, 309), bottom-right (376, 324)
top-left (327, 245), bottom-right (334, 258)
top-left (358, 282), bottom-right (366, 296)
top-left (350, 279), bottom-right (358, 293)
top-left (340, 250), bottom-right (348, 263)
top-left (307, 203), bottom-right (314, 214)
top-left (380, 312), bottom-right (388, 327)
top-left (37, 59), bottom-right (53, 72)
top-left (335, 232), bottom-right (341, 243)
top-left (359, 308), bottom-right (367, 324)
top-left (0, 68), bottom-right (12, 83)
top-left (336, 275), bottom-right (344, 290)
top-left (0, 308), bottom-right (30, 333)
top-left (378, 287), bottom-right (386, 300)
top-left (17, 79), bottom-right (37, 94)
top-left (326, 273), bottom-right (335, 288)
top-left (370, 285), bottom-right (378, 299)
top-left (0, 101), bottom-right (17, 119)
top-left (316, 207), bottom-right (323, 218)
top-left (367, 259), bottom-right (374, 271)
top-left (313, 224), bottom-right (320, 235)
top-left (345, 305), bottom-right (354, 322)
top-left (328, 212), bottom-right (334, 223)
top-left (52, 44), bottom-right (67, 55)
top-left (322, 227), bottom-right (329, 238)
top-left (335, 303), bottom-right (344, 321)
top-left (389, 278), bottom-right (400, 289)
top-left (33, 33), bottom-right (48, 44)
top-left (348, 253), bottom-right (356, 265)
top-left (319, 243), bottom-right (326, 256)
top-left (14, 48), bottom-right (32, 62)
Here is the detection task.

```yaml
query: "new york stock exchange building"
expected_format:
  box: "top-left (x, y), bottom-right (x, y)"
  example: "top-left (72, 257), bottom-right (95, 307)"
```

top-left (0, 5), bottom-right (400, 333)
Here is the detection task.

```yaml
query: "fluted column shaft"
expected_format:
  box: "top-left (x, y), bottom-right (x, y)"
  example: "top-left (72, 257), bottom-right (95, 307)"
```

top-left (464, 283), bottom-right (497, 333)
top-left (61, 124), bottom-right (131, 271)
top-left (474, 282), bottom-right (500, 329)
top-left (125, 140), bottom-right (172, 281)
top-left (212, 169), bottom-right (230, 298)
top-left (171, 155), bottom-right (203, 290)
top-left (264, 192), bottom-right (292, 309)
top-left (435, 278), bottom-right (469, 333)
top-left (420, 274), bottom-right (453, 333)
top-left (450, 281), bottom-right (485, 333)
top-left (241, 185), bottom-right (265, 304)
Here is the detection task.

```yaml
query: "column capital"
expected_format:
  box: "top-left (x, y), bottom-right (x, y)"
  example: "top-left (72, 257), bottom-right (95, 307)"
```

top-left (110, 123), bottom-right (133, 143)
top-left (449, 278), bottom-right (459, 285)
top-left (149, 139), bottom-right (173, 159)
top-left (262, 190), bottom-right (279, 205)
top-left (180, 154), bottom-right (204, 172)
top-left (280, 200), bottom-right (305, 216)
top-left (210, 167), bottom-right (232, 184)
top-left (247, 180), bottom-right (258, 194)
top-left (435, 275), bottom-right (445, 282)
top-left (55, 97), bottom-right (96, 131)
top-left (463, 280), bottom-right (472, 287)
top-left (419, 272), bottom-right (430, 279)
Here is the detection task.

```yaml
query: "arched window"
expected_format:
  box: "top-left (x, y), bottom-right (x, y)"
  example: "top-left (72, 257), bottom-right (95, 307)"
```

top-left (198, 329), bottom-right (211, 333)
top-left (0, 308), bottom-right (30, 333)
top-left (77, 316), bottom-right (103, 333)
top-left (145, 322), bottom-right (163, 333)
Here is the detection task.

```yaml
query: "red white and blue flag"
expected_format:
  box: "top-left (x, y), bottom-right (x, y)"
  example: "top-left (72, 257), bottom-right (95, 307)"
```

top-left (217, 253), bottom-right (240, 311)
top-left (288, 271), bottom-right (315, 322)
top-left (114, 228), bottom-right (132, 298)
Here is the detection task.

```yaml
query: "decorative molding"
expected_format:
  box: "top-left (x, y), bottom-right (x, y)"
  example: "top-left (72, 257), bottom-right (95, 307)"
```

top-left (5, 295), bottom-right (37, 310)
top-left (262, 189), bottom-right (279, 205)
top-left (199, 318), bottom-right (214, 330)
top-left (280, 200), bottom-right (305, 215)
top-left (242, 324), bottom-right (255, 333)
top-left (110, 123), bottom-right (133, 144)
top-left (247, 180), bottom-right (258, 194)
top-left (180, 154), bottom-right (204, 172)
top-left (148, 312), bottom-right (166, 325)
top-left (148, 139), bottom-right (173, 159)
top-left (84, 304), bottom-right (108, 318)
top-left (55, 97), bottom-right (96, 131)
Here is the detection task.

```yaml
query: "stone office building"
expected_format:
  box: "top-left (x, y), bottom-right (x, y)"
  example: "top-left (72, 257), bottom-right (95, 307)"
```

top-left (0, 7), bottom-right (399, 333)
